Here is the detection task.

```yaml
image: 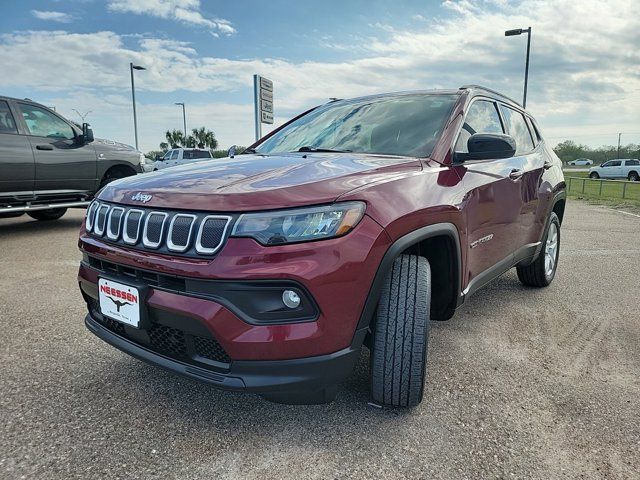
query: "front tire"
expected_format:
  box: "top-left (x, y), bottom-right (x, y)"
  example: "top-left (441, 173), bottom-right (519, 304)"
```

top-left (589, 172), bottom-right (599, 179)
top-left (27, 208), bottom-right (67, 221)
top-left (517, 212), bottom-right (560, 287)
top-left (370, 255), bottom-right (430, 407)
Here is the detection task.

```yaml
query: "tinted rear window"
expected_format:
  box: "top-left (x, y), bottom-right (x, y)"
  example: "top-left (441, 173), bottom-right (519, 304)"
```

top-left (183, 150), bottom-right (212, 159)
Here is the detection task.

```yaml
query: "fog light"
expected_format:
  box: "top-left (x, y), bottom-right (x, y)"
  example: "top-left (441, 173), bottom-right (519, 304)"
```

top-left (282, 290), bottom-right (301, 309)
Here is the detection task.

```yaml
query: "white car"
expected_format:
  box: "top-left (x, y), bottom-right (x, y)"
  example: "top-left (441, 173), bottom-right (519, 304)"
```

top-left (589, 159), bottom-right (640, 181)
top-left (153, 148), bottom-right (213, 171)
top-left (568, 158), bottom-right (593, 166)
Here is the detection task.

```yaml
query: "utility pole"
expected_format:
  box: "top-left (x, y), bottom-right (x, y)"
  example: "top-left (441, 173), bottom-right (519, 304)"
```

top-left (617, 133), bottom-right (622, 159)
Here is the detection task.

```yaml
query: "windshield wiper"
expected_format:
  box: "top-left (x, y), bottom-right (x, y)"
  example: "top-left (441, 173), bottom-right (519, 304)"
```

top-left (296, 146), bottom-right (352, 153)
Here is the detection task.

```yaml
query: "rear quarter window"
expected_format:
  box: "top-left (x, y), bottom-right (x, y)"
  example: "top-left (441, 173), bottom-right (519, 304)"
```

top-left (0, 100), bottom-right (18, 134)
top-left (499, 104), bottom-right (534, 155)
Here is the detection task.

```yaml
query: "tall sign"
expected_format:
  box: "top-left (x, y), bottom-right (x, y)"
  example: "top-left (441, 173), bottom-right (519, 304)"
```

top-left (253, 74), bottom-right (274, 141)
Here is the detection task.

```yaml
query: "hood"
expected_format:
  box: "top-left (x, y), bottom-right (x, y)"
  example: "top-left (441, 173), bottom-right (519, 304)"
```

top-left (94, 138), bottom-right (137, 152)
top-left (100, 153), bottom-right (421, 211)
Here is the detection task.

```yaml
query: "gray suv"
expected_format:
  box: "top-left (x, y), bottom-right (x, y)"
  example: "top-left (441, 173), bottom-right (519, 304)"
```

top-left (0, 96), bottom-right (143, 221)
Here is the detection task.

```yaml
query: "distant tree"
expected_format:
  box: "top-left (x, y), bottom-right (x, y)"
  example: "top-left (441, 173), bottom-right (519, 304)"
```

top-left (191, 127), bottom-right (218, 149)
top-left (145, 150), bottom-right (165, 160)
top-left (165, 129), bottom-right (184, 148)
top-left (159, 142), bottom-right (169, 152)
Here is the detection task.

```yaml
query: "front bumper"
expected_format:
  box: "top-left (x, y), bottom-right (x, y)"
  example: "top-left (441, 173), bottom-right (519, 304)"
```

top-left (85, 313), bottom-right (361, 398)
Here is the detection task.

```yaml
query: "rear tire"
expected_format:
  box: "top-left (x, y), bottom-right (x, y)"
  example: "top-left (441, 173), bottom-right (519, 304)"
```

top-left (628, 172), bottom-right (639, 182)
top-left (589, 172), bottom-right (599, 179)
top-left (27, 208), bottom-right (67, 221)
top-left (370, 254), bottom-right (430, 407)
top-left (517, 212), bottom-right (560, 287)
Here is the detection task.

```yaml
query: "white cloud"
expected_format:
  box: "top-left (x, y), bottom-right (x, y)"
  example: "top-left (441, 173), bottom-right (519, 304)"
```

top-left (3, 0), bottom-right (639, 150)
top-left (31, 10), bottom-right (74, 23)
top-left (107, 0), bottom-right (236, 36)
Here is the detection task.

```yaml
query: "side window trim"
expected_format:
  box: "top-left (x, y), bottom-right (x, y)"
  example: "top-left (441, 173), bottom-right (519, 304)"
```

top-left (453, 97), bottom-right (505, 156)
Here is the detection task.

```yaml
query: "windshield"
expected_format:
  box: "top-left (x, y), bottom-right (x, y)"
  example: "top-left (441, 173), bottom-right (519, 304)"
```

top-left (255, 94), bottom-right (458, 157)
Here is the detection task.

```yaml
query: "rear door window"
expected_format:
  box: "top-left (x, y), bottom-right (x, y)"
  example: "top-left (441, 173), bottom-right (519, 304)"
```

top-left (0, 100), bottom-right (18, 134)
top-left (625, 159), bottom-right (639, 166)
top-left (17, 103), bottom-right (75, 139)
top-left (455, 100), bottom-right (504, 153)
top-left (499, 105), bottom-right (534, 155)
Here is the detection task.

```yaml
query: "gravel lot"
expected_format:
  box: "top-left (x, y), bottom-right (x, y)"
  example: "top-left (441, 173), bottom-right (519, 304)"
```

top-left (1, 200), bottom-right (638, 479)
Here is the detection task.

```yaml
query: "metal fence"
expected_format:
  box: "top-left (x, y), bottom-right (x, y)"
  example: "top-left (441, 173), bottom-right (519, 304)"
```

top-left (566, 176), bottom-right (640, 201)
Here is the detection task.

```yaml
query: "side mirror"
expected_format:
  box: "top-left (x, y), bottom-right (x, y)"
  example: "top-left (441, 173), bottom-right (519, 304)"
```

top-left (155, 154), bottom-right (162, 161)
top-left (228, 145), bottom-right (236, 158)
top-left (82, 123), bottom-right (94, 143)
top-left (454, 133), bottom-right (516, 163)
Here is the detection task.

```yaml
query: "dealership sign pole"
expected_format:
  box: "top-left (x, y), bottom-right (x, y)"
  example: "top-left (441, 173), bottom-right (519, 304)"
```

top-left (253, 74), bottom-right (274, 142)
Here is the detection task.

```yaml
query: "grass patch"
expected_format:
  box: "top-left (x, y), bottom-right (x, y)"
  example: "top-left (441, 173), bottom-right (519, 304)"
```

top-left (565, 176), bottom-right (640, 203)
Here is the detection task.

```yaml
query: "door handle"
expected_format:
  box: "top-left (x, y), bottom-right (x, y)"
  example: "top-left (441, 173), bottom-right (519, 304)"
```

top-left (509, 169), bottom-right (524, 180)
top-left (36, 144), bottom-right (54, 150)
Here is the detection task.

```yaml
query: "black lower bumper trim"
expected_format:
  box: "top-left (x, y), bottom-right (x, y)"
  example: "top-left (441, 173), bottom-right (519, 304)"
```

top-left (85, 314), bottom-right (361, 395)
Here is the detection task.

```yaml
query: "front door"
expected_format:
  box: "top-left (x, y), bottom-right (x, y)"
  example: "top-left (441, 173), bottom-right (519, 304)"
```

top-left (453, 99), bottom-right (526, 289)
top-left (16, 102), bottom-right (97, 196)
top-left (600, 160), bottom-right (622, 178)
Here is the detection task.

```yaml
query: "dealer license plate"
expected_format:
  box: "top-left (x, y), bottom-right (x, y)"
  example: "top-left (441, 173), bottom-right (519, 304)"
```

top-left (98, 278), bottom-right (141, 328)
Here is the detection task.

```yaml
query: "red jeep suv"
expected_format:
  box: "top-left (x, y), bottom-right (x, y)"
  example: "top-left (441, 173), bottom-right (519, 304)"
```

top-left (78, 85), bottom-right (566, 407)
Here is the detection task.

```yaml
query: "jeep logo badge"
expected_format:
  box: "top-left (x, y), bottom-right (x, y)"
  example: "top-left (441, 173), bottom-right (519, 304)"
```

top-left (131, 192), bottom-right (152, 203)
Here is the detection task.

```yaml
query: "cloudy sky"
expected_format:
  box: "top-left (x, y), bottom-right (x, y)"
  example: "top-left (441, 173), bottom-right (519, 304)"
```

top-left (1, 0), bottom-right (638, 152)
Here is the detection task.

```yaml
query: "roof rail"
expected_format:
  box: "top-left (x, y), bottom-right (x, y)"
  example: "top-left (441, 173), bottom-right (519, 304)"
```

top-left (459, 84), bottom-right (523, 108)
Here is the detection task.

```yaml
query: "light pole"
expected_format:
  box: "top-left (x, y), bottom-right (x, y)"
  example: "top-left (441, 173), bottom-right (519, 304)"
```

top-left (129, 62), bottom-right (146, 150)
top-left (72, 109), bottom-right (91, 122)
top-left (505, 27), bottom-right (532, 108)
top-left (175, 102), bottom-right (187, 135)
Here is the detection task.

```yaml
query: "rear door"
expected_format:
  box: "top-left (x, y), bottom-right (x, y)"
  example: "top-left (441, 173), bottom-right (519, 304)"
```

top-left (453, 98), bottom-right (525, 286)
top-left (15, 102), bottom-right (97, 196)
top-left (498, 104), bottom-right (544, 250)
top-left (0, 100), bottom-right (35, 200)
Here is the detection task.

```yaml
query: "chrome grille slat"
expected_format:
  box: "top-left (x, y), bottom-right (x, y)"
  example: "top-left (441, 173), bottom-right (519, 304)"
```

top-left (167, 214), bottom-right (196, 253)
top-left (88, 203), bottom-right (231, 257)
top-left (86, 201), bottom-right (100, 231)
top-left (106, 207), bottom-right (124, 240)
top-left (196, 215), bottom-right (232, 255)
top-left (122, 209), bottom-right (144, 245)
top-left (94, 204), bottom-right (110, 235)
top-left (142, 211), bottom-right (168, 249)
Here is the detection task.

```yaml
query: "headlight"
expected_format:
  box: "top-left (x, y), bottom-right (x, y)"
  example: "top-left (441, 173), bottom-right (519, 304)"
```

top-left (231, 202), bottom-right (366, 245)
top-left (139, 153), bottom-right (146, 166)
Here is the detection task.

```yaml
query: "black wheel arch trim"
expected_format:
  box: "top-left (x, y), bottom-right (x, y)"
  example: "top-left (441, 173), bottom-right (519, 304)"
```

top-left (354, 222), bottom-right (462, 336)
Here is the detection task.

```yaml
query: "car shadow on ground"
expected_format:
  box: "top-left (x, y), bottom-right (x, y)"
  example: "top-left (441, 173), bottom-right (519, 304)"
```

top-left (0, 215), bottom-right (83, 239)
top-left (79, 272), bottom-right (534, 424)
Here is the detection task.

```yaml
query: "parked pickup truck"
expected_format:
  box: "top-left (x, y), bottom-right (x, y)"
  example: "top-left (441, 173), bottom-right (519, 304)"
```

top-left (78, 85), bottom-right (566, 407)
top-left (589, 159), bottom-right (640, 181)
top-left (153, 148), bottom-right (213, 171)
top-left (0, 96), bottom-right (144, 221)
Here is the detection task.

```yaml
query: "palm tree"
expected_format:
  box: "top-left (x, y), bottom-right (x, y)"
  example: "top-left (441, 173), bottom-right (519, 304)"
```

top-left (191, 127), bottom-right (218, 150)
top-left (159, 142), bottom-right (169, 152)
top-left (165, 129), bottom-right (184, 148)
